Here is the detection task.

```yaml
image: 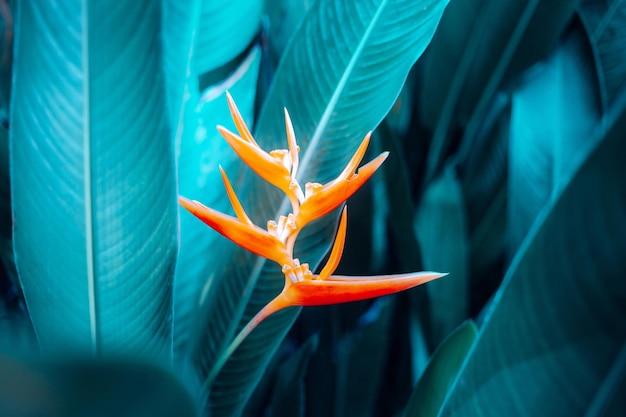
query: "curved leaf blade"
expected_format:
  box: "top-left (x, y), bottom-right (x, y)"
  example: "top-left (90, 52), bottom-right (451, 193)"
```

top-left (439, 93), bottom-right (626, 416)
top-left (403, 320), bottom-right (477, 417)
top-left (11, 1), bottom-right (178, 355)
top-left (175, 48), bottom-right (261, 353)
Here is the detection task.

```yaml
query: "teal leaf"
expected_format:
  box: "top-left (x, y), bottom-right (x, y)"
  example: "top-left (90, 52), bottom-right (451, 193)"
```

top-left (508, 25), bottom-right (600, 254)
top-left (0, 1), bottom-right (11, 114)
top-left (0, 355), bottom-right (198, 417)
top-left (456, 95), bottom-right (509, 306)
top-left (191, 0), bottom-right (451, 415)
top-left (403, 320), bottom-right (477, 417)
top-left (415, 165), bottom-right (469, 346)
top-left (265, 334), bottom-right (318, 417)
top-left (194, 0), bottom-right (263, 77)
top-left (422, 0), bottom-right (582, 180)
top-left (10, 1), bottom-right (178, 355)
top-left (439, 92), bottom-right (626, 416)
top-left (579, 0), bottom-right (626, 110)
top-left (175, 48), bottom-right (261, 353)
top-left (162, 0), bottom-right (201, 131)
top-left (335, 298), bottom-right (393, 417)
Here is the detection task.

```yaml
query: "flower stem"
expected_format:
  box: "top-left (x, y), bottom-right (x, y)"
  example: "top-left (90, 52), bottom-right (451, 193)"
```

top-left (200, 294), bottom-right (290, 410)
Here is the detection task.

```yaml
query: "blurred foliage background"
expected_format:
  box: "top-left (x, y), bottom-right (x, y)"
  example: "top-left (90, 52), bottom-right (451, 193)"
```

top-left (1, 0), bottom-right (625, 416)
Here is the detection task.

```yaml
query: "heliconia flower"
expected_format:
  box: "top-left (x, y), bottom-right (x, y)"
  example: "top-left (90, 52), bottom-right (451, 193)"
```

top-left (180, 94), bottom-right (447, 385)
top-left (229, 208), bottom-right (447, 348)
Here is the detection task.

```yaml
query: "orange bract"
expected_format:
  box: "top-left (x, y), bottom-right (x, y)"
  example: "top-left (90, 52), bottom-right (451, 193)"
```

top-left (179, 93), bottom-right (446, 334)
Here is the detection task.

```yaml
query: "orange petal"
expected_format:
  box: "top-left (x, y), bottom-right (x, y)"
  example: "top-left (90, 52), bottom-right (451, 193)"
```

top-left (296, 152), bottom-right (388, 227)
top-left (338, 132), bottom-right (372, 180)
top-left (225, 91), bottom-right (258, 146)
top-left (283, 272), bottom-right (447, 306)
top-left (219, 166), bottom-right (252, 225)
top-left (284, 108), bottom-right (299, 180)
top-left (318, 207), bottom-right (347, 280)
top-left (217, 126), bottom-right (294, 197)
top-left (179, 196), bottom-right (291, 266)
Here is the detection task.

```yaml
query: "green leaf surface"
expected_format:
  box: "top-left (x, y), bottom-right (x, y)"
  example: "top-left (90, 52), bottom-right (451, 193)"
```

top-left (457, 95), bottom-right (509, 312)
top-left (175, 48), bottom-right (261, 353)
top-left (194, 0), bottom-right (263, 76)
top-left (404, 320), bottom-right (477, 417)
top-left (415, 165), bottom-right (469, 346)
top-left (579, 0), bottom-right (626, 110)
top-left (422, 0), bottom-right (582, 180)
top-left (439, 91), bottom-right (626, 416)
top-left (10, 1), bottom-right (178, 355)
top-left (162, 0), bottom-right (201, 131)
top-left (265, 334), bottom-right (318, 417)
top-left (192, 0), bottom-right (451, 415)
top-left (508, 26), bottom-right (600, 255)
top-left (335, 298), bottom-right (393, 417)
top-left (0, 355), bottom-right (198, 417)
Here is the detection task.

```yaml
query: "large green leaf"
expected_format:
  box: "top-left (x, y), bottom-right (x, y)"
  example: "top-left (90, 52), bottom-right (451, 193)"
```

top-left (175, 49), bottom-right (261, 353)
top-left (0, 355), bottom-right (198, 417)
top-left (404, 320), bottom-right (477, 417)
top-left (10, 1), bottom-right (178, 355)
top-left (508, 25), bottom-right (600, 254)
top-left (194, 0), bottom-right (263, 77)
top-left (439, 91), bottom-right (626, 415)
top-left (415, 166), bottom-right (469, 346)
top-left (190, 0), bottom-right (451, 414)
top-left (162, 0), bottom-right (201, 131)
top-left (579, 0), bottom-right (626, 110)
top-left (422, 0), bottom-right (582, 180)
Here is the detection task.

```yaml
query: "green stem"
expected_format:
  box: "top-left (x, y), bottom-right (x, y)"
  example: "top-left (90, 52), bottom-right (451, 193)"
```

top-left (200, 294), bottom-right (290, 411)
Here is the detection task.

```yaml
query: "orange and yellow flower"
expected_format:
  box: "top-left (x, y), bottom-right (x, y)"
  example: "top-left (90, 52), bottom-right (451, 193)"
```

top-left (179, 92), bottom-right (445, 332)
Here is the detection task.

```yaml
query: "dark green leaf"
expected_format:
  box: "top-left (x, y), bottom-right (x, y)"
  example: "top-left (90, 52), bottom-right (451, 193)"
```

top-left (335, 298), bottom-right (393, 417)
top-left (422, 0), bottom-right (582, 180)
top-left (508, 25), bottom-right (600, 254)
top-left (193, 0), bottom-right (452, 415)
top-left (11, 1), bottom-right (178, 355)
top-left (457, 95), bottom-right (509, 313)
top-left (265, 334), bottom-right (318, 417)
top-left (0, 356), bottom-right (198, 417)
top-left (404, 320), bottom-right (477, 417)
top-left (579, 0), bottom-right (626, 110)
top-left (415, 165), bottom-right (469, 346)
top-left (439, 91), bottom-right (626, 416)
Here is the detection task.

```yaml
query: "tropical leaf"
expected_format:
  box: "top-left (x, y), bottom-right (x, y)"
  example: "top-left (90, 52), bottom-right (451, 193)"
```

top-left (422, 0), bottom-right (582, 180)
top-left (0, 0), bottom-right (11, 114)
top-left (265, 334), bottom-right (318, 417)
top-left (414, 165), bottom-right (469, 346)
top-left (403, 320), bottom-right (477, 417)
top-left (195, 0), bottom-right (263, 84)
top-left (189, 0), bottom-right (452, 414)
top-left (456, 94), bottom-right (509, 313)
top-left (10, 1), bottom-right (178, 355)
top-left (579, 0), bottom-right (626, 110)
top-left (0, 355), bottom-right (198, 417)
top-left (176, 48), bottom-right (261, 353)
top-left (335, 298), bottom-right (393, 417)
top-left (508, 25), bottom-right (600, 255)
top-left (162, 0), bottom-right (201, 131)
top-left (439, 90), bottom-right (626, 416)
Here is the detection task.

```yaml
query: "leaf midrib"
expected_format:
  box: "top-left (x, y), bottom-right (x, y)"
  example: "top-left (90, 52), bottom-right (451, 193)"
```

top-left (82, 1), bottom-right (98, 354)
